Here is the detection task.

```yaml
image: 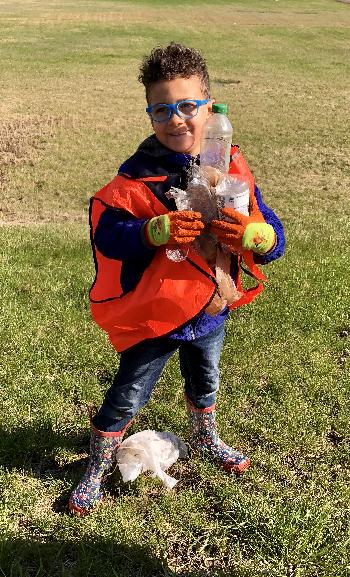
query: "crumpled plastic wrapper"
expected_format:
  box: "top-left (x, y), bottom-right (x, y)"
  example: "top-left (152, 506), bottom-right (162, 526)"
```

top-left (116, 430), bottom-right (188, 489)
top-left (165, 165), bottom-right (217, 222)
top-left (166, 165), bottom-right (242, 313)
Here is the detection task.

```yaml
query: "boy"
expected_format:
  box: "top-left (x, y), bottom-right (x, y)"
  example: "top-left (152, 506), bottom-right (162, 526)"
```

top-left (69, 43), bottom-right (285, 515)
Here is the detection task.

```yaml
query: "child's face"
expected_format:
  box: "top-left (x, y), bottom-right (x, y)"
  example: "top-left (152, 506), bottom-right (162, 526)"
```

top-left (147, 75), bottom-right (212, 156)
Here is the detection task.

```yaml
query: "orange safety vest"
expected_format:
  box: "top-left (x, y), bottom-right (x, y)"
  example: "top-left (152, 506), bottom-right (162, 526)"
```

top-left (89, 145), bottom-right (266, 352)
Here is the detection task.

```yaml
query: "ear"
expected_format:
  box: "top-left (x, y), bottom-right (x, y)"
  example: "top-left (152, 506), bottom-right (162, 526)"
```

top-left (207, 98), bottom-right (215, 115)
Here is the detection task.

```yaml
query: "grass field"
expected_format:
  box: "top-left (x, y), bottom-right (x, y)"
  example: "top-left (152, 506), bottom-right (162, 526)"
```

top-left (1, 0), bottom-right (350, 575)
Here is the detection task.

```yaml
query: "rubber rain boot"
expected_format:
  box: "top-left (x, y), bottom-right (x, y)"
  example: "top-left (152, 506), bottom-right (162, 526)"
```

top-left (69, 424), bottom-right (128, 515)
top-left (187, 398), bottom-right (250, 474)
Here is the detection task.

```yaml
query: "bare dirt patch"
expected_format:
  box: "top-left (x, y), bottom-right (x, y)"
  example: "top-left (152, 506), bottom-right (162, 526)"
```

top-left (0, 115), bottom-right (60, 220)
top-left (0, 114), bottom-right (59, 171)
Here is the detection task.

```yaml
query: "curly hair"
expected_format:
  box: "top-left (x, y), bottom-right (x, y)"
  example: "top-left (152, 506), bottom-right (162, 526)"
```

top-left (138, 42), bottom-right (210, 100)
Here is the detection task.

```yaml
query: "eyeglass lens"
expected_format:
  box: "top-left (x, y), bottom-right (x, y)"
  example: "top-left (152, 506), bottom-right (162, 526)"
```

top-left (151, 100), bottom-right (199, 122)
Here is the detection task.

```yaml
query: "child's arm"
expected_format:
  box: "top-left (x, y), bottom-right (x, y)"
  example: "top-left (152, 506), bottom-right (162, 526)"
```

top-left (210, 185), bottom-right (285, 263)
top-left (94, 208), bottom-right (154, 260)
top-left (252, 185), bottom-right (285, 264)
top-left (94, 207), bottom-right (205, 258)
top-left (94, 207), bottom-right (205, 296)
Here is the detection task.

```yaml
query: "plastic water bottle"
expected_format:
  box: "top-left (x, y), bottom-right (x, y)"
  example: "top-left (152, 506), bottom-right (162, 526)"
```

top-left (200, 102), bottom-right (232, 173)
top-left (201, 103), bottom-right (249, 216)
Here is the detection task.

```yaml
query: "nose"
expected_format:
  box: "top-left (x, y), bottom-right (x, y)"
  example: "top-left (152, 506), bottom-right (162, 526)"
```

top-left (167, 109), bottom-right (186, 125)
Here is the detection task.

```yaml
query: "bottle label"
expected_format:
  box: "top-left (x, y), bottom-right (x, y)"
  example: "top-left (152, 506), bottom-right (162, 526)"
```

top-left (216, 178), bottom-right (250, 216)
top-left (217, 191), bottom-right (249, 215)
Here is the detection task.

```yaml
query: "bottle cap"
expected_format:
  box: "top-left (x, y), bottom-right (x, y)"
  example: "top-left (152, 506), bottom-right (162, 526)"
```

top-left (212, 103), bottom-right (228, 114)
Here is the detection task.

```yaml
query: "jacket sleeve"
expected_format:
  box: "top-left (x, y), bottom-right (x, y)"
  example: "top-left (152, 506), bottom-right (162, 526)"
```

top-left (94, 207), bottom-right (155, 260)
top-left (253, 185), bottom-right (285, 264)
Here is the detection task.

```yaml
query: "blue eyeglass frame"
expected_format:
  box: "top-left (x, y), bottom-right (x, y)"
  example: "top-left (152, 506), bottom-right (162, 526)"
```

top-left (146, 99), bottom-right (210, 123)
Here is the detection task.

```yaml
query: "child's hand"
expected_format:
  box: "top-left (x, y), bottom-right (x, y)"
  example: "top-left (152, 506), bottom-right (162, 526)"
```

top-left (210, 207), bottom-right (275, 254)
top-left (145, 211), bottom-right (204, 246)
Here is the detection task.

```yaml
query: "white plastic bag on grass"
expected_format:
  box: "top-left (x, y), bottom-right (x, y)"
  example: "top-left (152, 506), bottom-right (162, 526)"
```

top-left (116, 430), bottom-right (188, 489)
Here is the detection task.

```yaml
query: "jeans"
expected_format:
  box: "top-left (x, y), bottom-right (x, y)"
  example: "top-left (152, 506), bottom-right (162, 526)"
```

top-left (93, 323), bottom-right (225, 433)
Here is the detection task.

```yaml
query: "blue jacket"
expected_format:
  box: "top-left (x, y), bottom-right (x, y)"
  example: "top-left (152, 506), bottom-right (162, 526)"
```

top-left (94, 135), bottom-right (285, 341)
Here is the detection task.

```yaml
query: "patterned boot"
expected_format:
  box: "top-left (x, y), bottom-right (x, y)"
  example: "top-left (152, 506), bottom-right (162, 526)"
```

top-left (187, 399), bottom-right (250, 474)
top-left (69, 424), bottom-right (128, 515)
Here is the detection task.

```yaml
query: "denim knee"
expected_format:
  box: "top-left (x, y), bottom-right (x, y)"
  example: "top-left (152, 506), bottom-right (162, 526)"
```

top-left (179, 324), bottom-right (225, 409)
top-left (94, 337), bottom-right (179, 432)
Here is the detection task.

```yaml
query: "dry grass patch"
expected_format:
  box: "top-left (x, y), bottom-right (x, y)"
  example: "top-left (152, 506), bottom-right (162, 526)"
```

top-left (0, 114), bottom-right (60, 178)
top-left (0, 115), bottom-right (62, 223)
top-left (2, 1), bottom-right (350, 30)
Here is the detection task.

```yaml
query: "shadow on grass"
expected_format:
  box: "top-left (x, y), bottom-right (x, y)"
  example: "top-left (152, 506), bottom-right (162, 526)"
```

top-left (0, 422), bottom-right (154, 514)
top-left (0, 537), bottom-right (175, 577)
top-left (0, 422), bottom-right (89, 474)
top-left (0, 535), bottom-right (232, 577)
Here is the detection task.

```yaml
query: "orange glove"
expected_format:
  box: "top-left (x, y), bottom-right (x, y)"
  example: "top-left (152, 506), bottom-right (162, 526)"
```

top-left (248, 190), bottom-right (266, 223)
top-left (210, 194), bottom-right (275, 254)
top-left (145, 211), bottom-right (204, 246)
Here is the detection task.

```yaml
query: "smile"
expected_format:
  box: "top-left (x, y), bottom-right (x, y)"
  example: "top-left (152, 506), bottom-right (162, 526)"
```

top-left (169, 131), bottom-right (189, 137)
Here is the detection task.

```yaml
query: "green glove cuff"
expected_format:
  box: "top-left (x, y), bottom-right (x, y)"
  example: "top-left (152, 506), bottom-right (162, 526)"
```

top-left (146, 215), bottom-right (170, 246)
top-left (242, 223), bottom-right (276, 254)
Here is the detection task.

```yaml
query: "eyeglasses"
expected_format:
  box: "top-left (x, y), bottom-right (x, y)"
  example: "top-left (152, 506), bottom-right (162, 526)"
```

top-left (146, 99), bottom-right (210, 123)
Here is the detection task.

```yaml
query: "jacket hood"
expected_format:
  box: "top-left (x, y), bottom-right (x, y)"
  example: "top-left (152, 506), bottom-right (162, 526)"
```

top-left (118, 135), bottom-right (197, 179)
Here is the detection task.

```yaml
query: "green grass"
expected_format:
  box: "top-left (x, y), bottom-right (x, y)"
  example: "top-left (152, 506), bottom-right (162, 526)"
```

top-left (1, 0), bottom-right (350, 575)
